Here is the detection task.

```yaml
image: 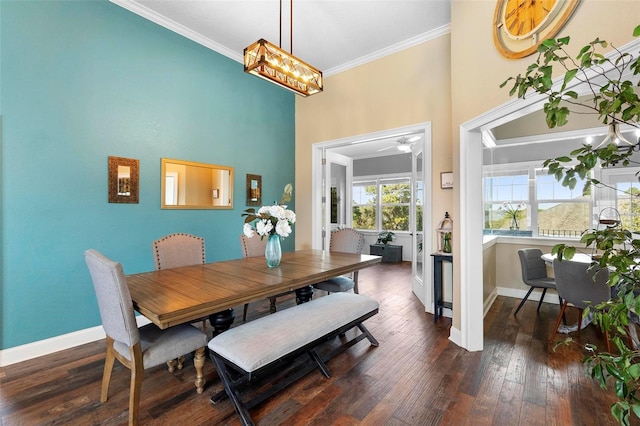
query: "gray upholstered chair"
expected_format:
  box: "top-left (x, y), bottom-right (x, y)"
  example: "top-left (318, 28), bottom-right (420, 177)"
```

top-left (551, 258), bottom-right (612, 352)
top-left (84, 249), bottom-right (207, 426)
top-left (515, 248), bottom-right (562, 317)
top-left (240, 234), bottom-right (292, 318)
top-left (314, 228), bottom-right (365, 294)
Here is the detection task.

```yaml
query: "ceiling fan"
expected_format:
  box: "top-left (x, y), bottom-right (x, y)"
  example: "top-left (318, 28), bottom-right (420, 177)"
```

top-left (377, 135), bottom-right (421, 153)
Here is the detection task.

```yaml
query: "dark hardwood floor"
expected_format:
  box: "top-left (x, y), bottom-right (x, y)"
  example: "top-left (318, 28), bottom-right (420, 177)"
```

top-left (0, 261), bottom-right (625, 425)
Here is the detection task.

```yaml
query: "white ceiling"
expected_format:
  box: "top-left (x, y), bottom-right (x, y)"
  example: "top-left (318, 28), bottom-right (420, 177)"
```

top-left (111, 0), bottom-right (452, 76)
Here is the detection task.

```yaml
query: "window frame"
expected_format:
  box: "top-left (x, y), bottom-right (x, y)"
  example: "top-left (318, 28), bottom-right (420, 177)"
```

top-left (352, 173), bottom-right (413, 234)
top-left (483, 161), bottom-right (594, 238)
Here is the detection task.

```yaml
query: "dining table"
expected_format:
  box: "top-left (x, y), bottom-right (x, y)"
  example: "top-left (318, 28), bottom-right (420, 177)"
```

top-left (126, 249), bottom-right (382, 332)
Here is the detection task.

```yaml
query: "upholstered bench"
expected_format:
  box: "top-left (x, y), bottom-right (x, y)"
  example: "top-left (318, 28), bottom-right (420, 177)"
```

top-left (208, 292), bottom-right (379, 426)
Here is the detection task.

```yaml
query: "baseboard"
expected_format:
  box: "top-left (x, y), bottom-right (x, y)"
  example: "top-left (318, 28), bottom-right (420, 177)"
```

top-left (484, 288), bottom-right (498, 317)
top-left (0, 316), bottom-right (151, 367)
top-left (497, 286), bottom-right (560, 305)
top-left (449, 326), bottom-right (462, 347)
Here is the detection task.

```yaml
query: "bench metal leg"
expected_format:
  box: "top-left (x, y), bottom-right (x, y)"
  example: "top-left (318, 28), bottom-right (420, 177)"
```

top-left (308, 349), bottom-right (331, 378)
top-left (357, 323), bottom-right (379, 346)
top-left (210, 355), bottom-right (255, 426)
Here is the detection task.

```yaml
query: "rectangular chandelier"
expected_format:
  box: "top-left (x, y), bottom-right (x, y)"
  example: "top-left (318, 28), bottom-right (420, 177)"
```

top-left (244, 38), bottom-right (323, 97)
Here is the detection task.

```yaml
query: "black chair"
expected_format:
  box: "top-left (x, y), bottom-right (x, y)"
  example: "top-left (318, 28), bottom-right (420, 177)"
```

top-left (515, 248), bottom-right (562, 316)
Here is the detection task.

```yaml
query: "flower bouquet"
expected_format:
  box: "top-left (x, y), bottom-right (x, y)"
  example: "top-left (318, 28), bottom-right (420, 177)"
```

top-left (242, 184), bottom-right (295, 267)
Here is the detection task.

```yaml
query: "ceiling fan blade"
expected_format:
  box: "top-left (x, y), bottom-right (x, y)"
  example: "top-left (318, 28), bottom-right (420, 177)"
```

top-left (377, 145), bottom-right (396, 152)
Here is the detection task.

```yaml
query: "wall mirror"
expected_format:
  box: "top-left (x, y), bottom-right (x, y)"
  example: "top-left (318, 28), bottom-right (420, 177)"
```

top-left (246, 174), bottom-right (262, 206)
top-left (161, 158), bottom-right (234, 209)
top-left (109, 156), bottom-right (139, 204)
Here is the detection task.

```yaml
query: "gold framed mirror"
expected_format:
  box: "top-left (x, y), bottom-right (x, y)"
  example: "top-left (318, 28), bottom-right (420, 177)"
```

top-left (161, 158), bottom-right (234, 209)
top-left (246, 174), bottom-right (262, 206)
top-left (108, 156), bottom-right (139, 204)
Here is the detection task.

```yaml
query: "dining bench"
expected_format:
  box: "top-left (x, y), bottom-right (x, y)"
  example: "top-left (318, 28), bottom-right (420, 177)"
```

top-left (208, 292), bottom-right (379, 426)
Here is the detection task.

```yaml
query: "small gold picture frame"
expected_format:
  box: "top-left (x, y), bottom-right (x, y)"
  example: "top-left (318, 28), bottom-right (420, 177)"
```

top-left (108, 156), bottom-right (139, 203)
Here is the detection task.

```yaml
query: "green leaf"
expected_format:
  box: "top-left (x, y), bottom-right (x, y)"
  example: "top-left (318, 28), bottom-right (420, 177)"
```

top-left (634, 25), bottom-right (640, 37)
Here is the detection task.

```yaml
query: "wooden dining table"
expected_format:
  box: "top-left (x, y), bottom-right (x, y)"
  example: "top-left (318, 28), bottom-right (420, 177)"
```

top-left (126, 249), bottom-right (382, 330)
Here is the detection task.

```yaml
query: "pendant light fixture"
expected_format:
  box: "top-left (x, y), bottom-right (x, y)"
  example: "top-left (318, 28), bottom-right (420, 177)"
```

top-left (243, 0), bottom-right (323, 97)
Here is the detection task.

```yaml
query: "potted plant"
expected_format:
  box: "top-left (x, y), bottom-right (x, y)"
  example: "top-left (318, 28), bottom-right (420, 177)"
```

top-left (502, 24), bottom-right (640, 425)
top-left (377, 231), bottom-right (395, 245)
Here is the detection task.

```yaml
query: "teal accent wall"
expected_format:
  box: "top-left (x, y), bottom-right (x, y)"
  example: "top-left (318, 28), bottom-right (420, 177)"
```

top-left (0, 1), bottom-right (295, 349)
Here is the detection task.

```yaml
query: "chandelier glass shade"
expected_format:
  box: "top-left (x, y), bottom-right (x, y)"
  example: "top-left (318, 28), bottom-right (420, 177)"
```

top-left (244, 38), bottom-right (323, 97)
top-left (594, 121), bottom-right (634, 148)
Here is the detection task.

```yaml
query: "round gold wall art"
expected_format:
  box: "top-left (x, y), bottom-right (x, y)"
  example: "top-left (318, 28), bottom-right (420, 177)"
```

top-left (493, 0), bottom-right (581, 59)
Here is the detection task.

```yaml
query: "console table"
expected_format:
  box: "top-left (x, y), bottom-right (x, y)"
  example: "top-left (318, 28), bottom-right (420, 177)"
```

top-left (369, 244), bottom-right (403, 263)
top-left (431, 252), bottom-right (453, 323)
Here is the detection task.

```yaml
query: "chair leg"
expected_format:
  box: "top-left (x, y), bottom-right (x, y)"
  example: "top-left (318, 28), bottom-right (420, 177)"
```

top-left (193, 347), bottom-right (205, 394)
top-left (353, 271), bottom-right (359, 294)
top-left (514, 286), bottom-right (535, 316)
top-left (101, 336), bottom-right (116, 403)
top-left (577, 309), bottom-right (583, 339)
top-left (551, 301), bottom-right (568, 344)
top-left (537, 288), bottom-right (548, 312)
top-left (129, 343), bottom-right (144, 426)
top-left (558, 296), bottom-right (567, 325)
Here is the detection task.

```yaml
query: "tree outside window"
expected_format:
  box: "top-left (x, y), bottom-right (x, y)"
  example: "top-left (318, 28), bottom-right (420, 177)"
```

top-left (352, 177), bottom-right (411, 232)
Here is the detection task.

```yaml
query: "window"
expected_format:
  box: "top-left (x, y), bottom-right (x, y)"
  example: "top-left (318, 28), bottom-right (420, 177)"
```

top-left (600, 168), bottom-right (640, 233)
top-left (536, 171), bottom-right (590, 238)
top-left (483, 170), bottom-right (529, 232)
top-left (352, 176), bottom-right (411, 232)
top-left (352, 181), bottom-right (377, 230)
top-left (483, 163), bottom-right (592, 238)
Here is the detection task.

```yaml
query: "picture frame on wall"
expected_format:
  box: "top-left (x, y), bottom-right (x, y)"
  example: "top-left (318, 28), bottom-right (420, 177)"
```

top-left (108, 156), bottom-right (139, 203)
top-left (246, 174), bottom-right (262, 206)
top-left (440, 172), bottom-right (453, 189)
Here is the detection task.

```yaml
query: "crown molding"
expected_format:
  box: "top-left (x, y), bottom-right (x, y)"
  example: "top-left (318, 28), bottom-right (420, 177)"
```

top-left (323, 24), bottom-right (452, 77)
top-left (110, 0), bottom-right (244, 63)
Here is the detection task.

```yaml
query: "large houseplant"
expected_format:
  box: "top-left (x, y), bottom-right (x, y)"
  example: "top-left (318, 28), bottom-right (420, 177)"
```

top-left (502, 25), bottom-right (640, 424)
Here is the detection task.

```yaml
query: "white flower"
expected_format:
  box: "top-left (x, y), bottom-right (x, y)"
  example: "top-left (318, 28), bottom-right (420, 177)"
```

top-left (258, 206), bottom-right (270, 215)
top-left (284, 209), bottom-right (296, 223)
top-left (256, 219), bottom-right (273, 236)
top-left (243, 223), bottom-right (255, 238)
top-left (275, 219), bottom-right (292, 237)
top-left (268, 205), bottom-right (286, 219)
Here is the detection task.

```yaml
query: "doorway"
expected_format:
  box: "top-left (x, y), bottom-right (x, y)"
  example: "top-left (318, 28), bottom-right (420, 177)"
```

top-left (457, 37), bottom-right (640, 352)
top-left (311, 122), bottom-right (433, 310)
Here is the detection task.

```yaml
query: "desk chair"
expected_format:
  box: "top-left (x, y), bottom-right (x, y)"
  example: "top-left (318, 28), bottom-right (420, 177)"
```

top-left (551, 258), bottom-right (612, 352)
top-left (84, 249), bottom-right (207, 426)
top-left (314, 228), bottom-right (365, 294)
top-left (240, 234), bottom-right (292, 318)
top-left (515, 248), bottom-right (562, 317)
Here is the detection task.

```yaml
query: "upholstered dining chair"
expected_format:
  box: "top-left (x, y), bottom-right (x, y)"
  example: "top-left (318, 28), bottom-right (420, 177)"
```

top-left (551, 258), bottom-right (612, 352)
top-left (515, 248), bottom-right (562, 317)
top-left (240, 234), bottom-right (292, 318)
top-left (152, 233), bottom-right (206, 270)
top-left (84, 249), bottom-right (207, 426)
top-left (153, 233), bottom-right (207, 368)
top-left (314, 228), bottom-right (365, 294)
